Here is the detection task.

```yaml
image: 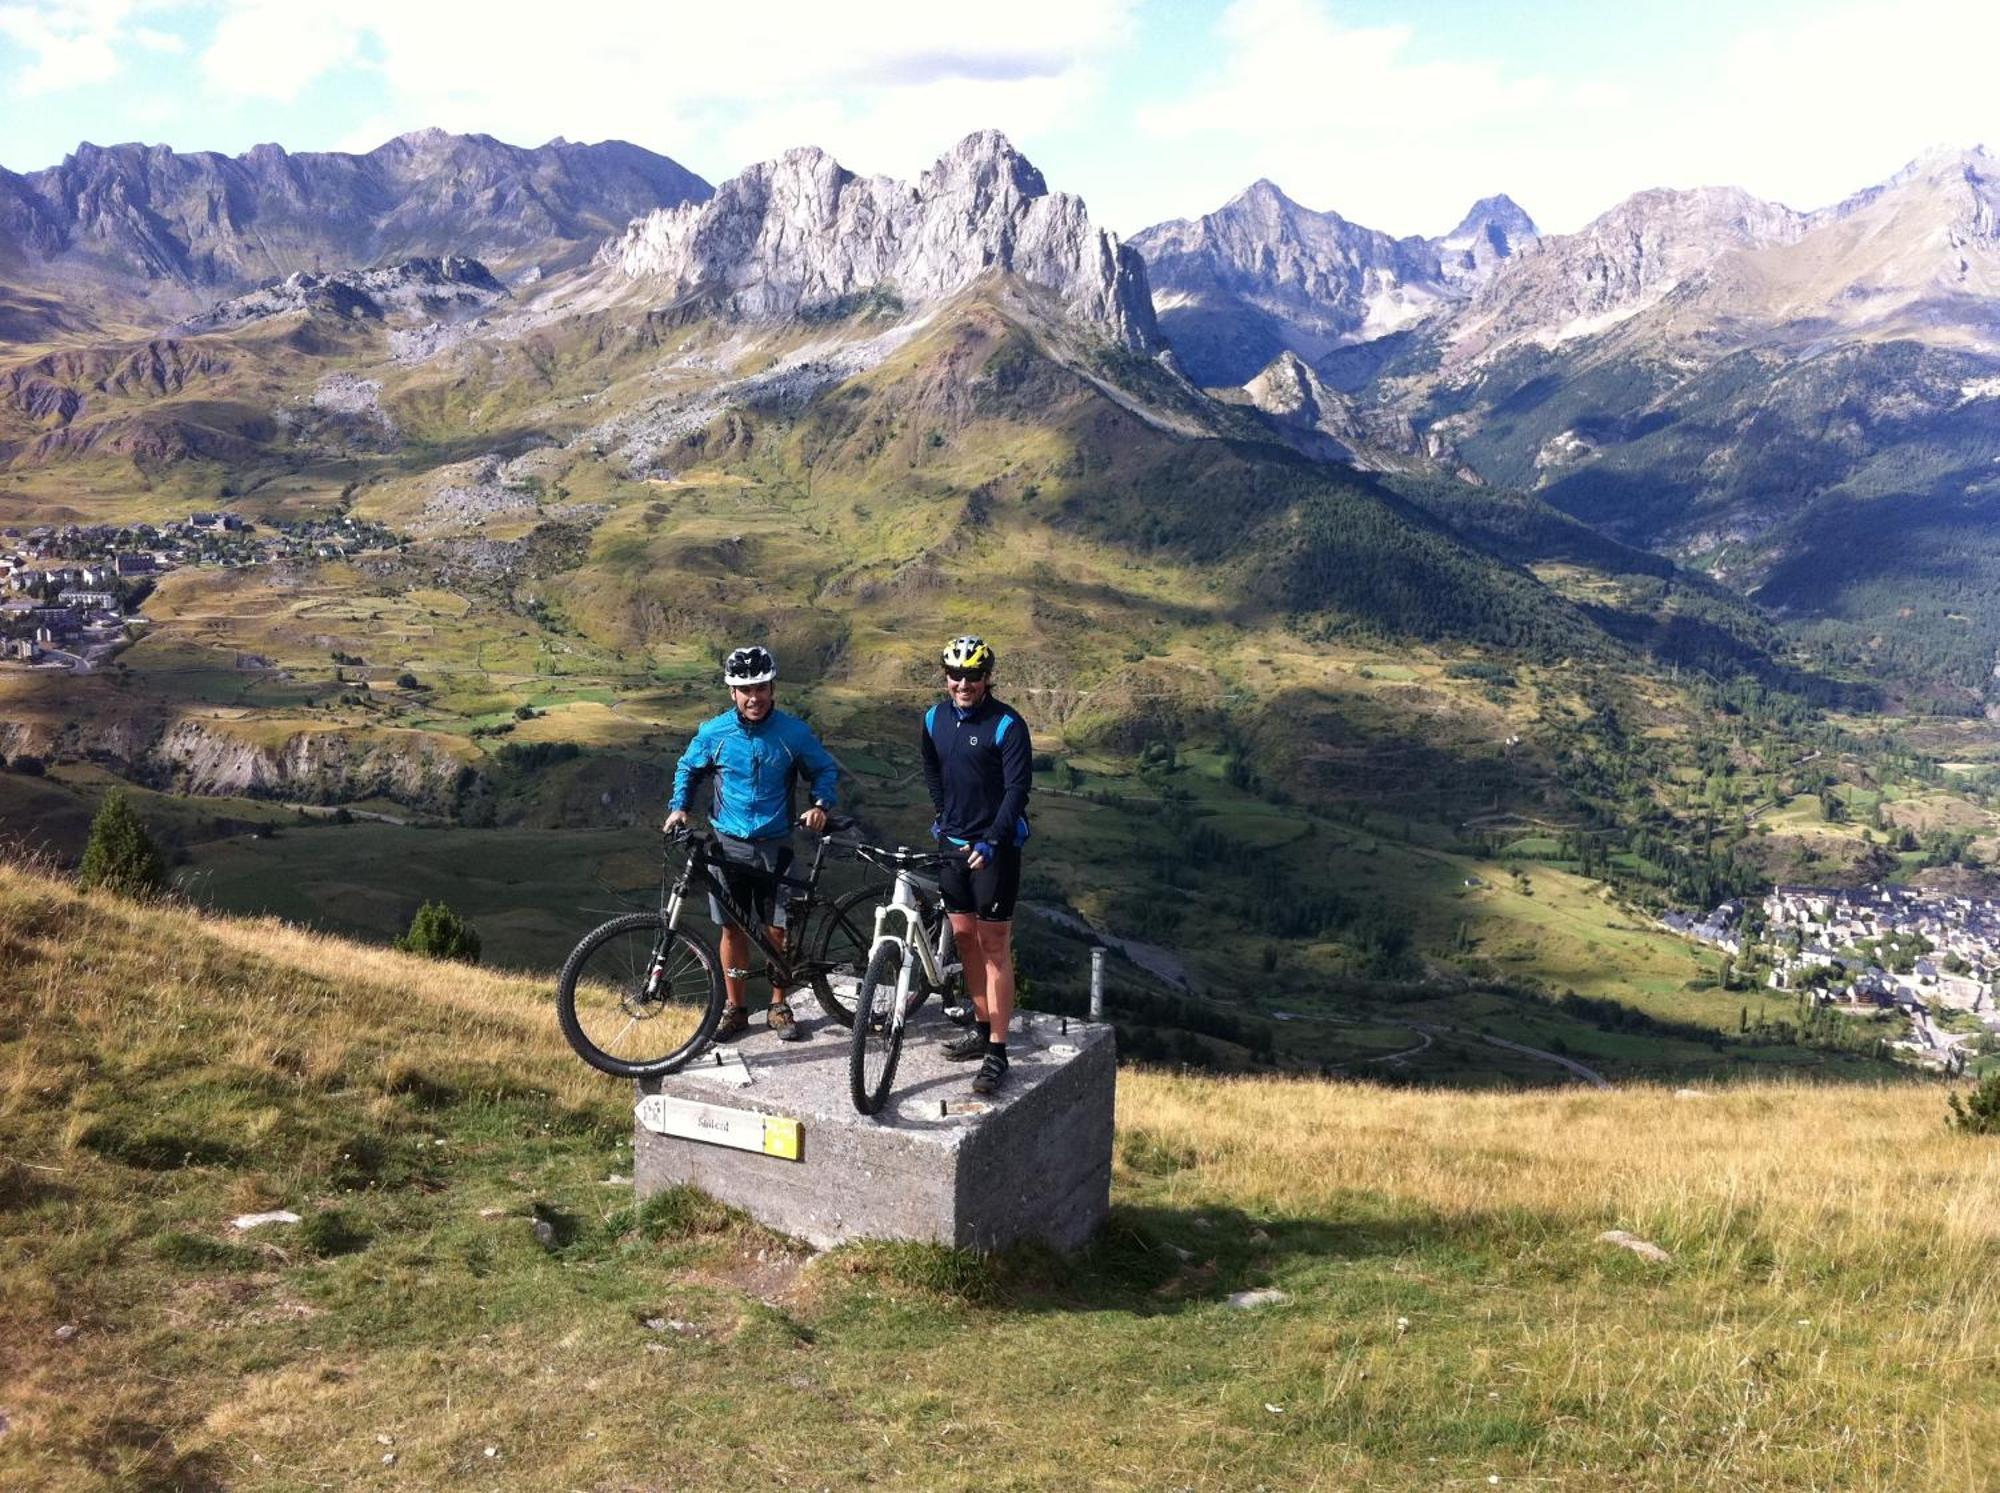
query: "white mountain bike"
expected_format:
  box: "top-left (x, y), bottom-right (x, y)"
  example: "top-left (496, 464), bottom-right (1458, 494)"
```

top-left (846, 842), bottom-right (965, 1115)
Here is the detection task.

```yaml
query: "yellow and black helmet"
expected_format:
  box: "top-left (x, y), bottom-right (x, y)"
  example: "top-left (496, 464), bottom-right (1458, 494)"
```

top-left (941, 635), bottom-right (995, 673)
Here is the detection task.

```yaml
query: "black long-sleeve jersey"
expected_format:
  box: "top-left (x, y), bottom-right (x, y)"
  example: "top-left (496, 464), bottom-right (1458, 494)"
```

top-left (920, 694), bottom-right (1032, 848)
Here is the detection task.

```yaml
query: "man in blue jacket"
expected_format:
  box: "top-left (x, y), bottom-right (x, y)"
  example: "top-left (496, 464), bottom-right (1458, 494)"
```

top-left (921, 635), bottom-right (1032, 1095)
top-left (663, 645), bottom-right (838, 1041)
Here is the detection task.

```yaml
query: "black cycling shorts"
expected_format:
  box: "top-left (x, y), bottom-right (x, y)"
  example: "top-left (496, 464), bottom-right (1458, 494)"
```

top-left (707, 833), bottom-right (795, 932)
top-left (938, 843), bottom-right (1021, 923)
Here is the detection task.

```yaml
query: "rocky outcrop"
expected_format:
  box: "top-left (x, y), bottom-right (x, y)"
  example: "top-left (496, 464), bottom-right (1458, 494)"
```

top-left (1242, 350), bottom-right (1429, 470)
top-left (0, 715), bottom-right (474, 809)
top-left (1, 367), bottom-right (83, 424)
top-left (176, 255), bottom-right (505, 332)
top-left (1131, 181), bottom-right (1537, 386)
top-left (0, 130), bottom-right (711, 295)
top-left (152, 720), bottom-right (472, 805)
top-left (607, 131), bottom-right (1158, 351)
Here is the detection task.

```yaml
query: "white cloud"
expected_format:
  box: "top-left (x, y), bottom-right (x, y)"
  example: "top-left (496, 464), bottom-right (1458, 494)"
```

top-left (187, 0), bottom-right (1134, 181)
top-left (1112, 0), bottom-right (2000, 237)
top-left (0, 0), bottom-right (137, 94)
top-left (1698, 0), bottom-right (2000, 211)
top-left (197, 1), bottom-right (358, 102)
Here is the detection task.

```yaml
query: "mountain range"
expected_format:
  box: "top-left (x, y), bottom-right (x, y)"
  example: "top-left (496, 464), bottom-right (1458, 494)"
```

top-left (7, 125), bottom-right (1997, 696)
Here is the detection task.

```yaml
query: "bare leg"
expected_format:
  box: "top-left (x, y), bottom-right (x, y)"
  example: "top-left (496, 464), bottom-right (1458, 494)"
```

top-left (767, 923), bottom-right (788, 1004)
top-left (982, 920), bottom-right (1015, 1040)
top-left (951, 913), bottom-right (987, 1022)
top-left (719, 923), bottom-right (751, 1008)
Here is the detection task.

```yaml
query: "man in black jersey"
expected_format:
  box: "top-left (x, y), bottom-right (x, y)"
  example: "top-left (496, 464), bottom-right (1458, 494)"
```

top-left (920, 635), bottom-right (1032, 1096)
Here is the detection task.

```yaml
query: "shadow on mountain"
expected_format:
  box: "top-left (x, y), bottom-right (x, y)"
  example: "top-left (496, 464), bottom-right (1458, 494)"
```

top-left (1754, 473), bottom-right (2000, 609)
top-left (1491, 373), bottom-right (1565, 419)
top-left (1536, 464), bottom-right (1703, 539)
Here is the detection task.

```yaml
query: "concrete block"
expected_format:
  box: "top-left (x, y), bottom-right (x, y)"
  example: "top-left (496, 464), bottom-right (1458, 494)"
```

top-left (633, 993), bottom-right (1114, 1252)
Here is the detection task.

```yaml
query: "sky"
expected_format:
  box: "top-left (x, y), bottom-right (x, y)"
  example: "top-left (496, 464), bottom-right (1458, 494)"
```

top-left (1, 0), bottom-right (1996, 238)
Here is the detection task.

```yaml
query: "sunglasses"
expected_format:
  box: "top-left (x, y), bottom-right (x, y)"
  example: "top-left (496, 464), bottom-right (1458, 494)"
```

top-left (943, 668), bottom-right (988, 683)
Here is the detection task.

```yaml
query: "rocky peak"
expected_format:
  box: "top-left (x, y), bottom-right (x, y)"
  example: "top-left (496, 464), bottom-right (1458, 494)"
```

top-left (1241, 348), bottom-right (1426, 470)
top-left (922, 129), bottom-right (1049, 201)
top-left (1435, 194), bottom-right (1540, 286)
top-left (1440, 194), bottom-right (1538, 250)
top-left (607, 132), bottom-right (1157, 350)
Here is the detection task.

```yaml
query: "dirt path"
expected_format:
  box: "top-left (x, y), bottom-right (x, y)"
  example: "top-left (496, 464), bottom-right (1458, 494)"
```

top-left (1411, 1022), bottom-right (1611, 1087)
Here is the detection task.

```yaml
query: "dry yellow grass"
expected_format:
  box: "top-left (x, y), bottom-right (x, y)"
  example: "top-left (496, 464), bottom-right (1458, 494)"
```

top-left (5, 857), bottom-right (2000, 1490)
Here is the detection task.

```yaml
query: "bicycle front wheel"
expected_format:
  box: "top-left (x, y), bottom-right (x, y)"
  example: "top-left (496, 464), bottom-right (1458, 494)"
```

top-left (849, 941), bottom-right (908, 1116)
top-left (557, 913), bottom-right (723, 1078)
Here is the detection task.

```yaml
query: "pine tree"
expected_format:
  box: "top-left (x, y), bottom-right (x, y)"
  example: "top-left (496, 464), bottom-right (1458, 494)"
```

top-left (77, 791), bottom-right (167, 900)
top-left (395, 901), bottom-right (481, 963)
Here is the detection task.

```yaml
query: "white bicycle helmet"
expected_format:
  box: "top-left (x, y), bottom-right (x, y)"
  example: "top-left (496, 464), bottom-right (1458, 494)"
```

top-left (722, 645), bottom-right (777, 687)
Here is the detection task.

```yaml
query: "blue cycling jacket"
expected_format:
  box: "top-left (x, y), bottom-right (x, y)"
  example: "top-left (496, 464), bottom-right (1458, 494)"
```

top-left (668, 708), bottom-right (839, 841)
top-left (921, 695), bottom-right (1032, 848)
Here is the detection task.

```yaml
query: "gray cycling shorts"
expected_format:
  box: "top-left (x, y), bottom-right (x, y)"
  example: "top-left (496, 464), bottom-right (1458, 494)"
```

top-left (707, 832), bottom-right (796, 933)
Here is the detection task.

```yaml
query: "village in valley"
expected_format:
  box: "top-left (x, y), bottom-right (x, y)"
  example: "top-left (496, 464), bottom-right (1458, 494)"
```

top-left (1665, 885), bottom-right (2000, 1072)
top-left (0, 513), bottom-right (392, 672)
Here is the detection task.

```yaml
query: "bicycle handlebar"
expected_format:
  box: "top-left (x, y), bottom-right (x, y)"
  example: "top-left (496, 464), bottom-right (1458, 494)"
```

top-left (853, 842), bottom-right (947, 870)
top-left (663, 811), bottom-right (856, 848)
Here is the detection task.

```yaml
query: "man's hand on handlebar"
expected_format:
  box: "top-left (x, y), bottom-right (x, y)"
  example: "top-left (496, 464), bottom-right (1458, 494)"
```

top-left (661, 809), bottom-right (690, 835)
top-left (800, 805), bottom-right (829, 835)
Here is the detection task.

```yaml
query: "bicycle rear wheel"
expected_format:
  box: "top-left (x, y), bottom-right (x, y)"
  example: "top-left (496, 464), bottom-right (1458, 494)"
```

top-left (848, 941), bottom-right (908, 1115)
top-left (807, 885), bottom-right (879, 1029)
top-left (557, 913), bottom-right (723, 1078)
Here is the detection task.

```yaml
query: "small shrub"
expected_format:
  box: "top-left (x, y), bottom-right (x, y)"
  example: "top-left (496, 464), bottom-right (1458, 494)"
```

top-left (77, 790), bottom-right (168, 899)
top-left (622, 1184), bottom-right (739, 1241)
top-left (154, 1232), bottom-right (257, 1270)
top-left (1947, 1071), bottom-right (2000, 1134)
top-left (395, 900), bottom-right (481, 963)
top-left (395, 672), bottom-right (420, 690)
top-left (297, 1208), bottom-right (369, 1257)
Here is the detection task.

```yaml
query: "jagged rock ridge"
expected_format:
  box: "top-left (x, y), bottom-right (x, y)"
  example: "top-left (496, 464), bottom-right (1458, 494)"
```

top-left (607, 130), bottom-right (1158, 351)
top-left (0, 130), bottom-right (711, 298)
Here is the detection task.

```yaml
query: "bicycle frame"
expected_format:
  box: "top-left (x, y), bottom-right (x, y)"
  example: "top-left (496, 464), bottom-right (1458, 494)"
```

top-left (869, 865), bottom-right (953, 1026)
top-left (662, 831), bottom-right (836, 984)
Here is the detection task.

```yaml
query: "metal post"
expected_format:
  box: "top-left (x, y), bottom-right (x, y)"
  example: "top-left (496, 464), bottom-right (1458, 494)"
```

top-left (1089, 946), bottom-right (1105, 1023)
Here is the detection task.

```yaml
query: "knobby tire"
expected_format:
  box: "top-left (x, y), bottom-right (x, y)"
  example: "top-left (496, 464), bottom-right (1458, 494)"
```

top-left (849, 941), bottom-right (907, 1115)
top-left (556, 913), bottom-right (723, 1078)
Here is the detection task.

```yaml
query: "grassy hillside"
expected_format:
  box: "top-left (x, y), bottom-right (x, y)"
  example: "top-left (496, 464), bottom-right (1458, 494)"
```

top-left (4, 860), bottom-right (1995, 1490)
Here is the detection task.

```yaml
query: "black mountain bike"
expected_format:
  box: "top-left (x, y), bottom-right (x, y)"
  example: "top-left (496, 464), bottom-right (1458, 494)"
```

top-left (556, 820), bottom-right (885, 1079)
